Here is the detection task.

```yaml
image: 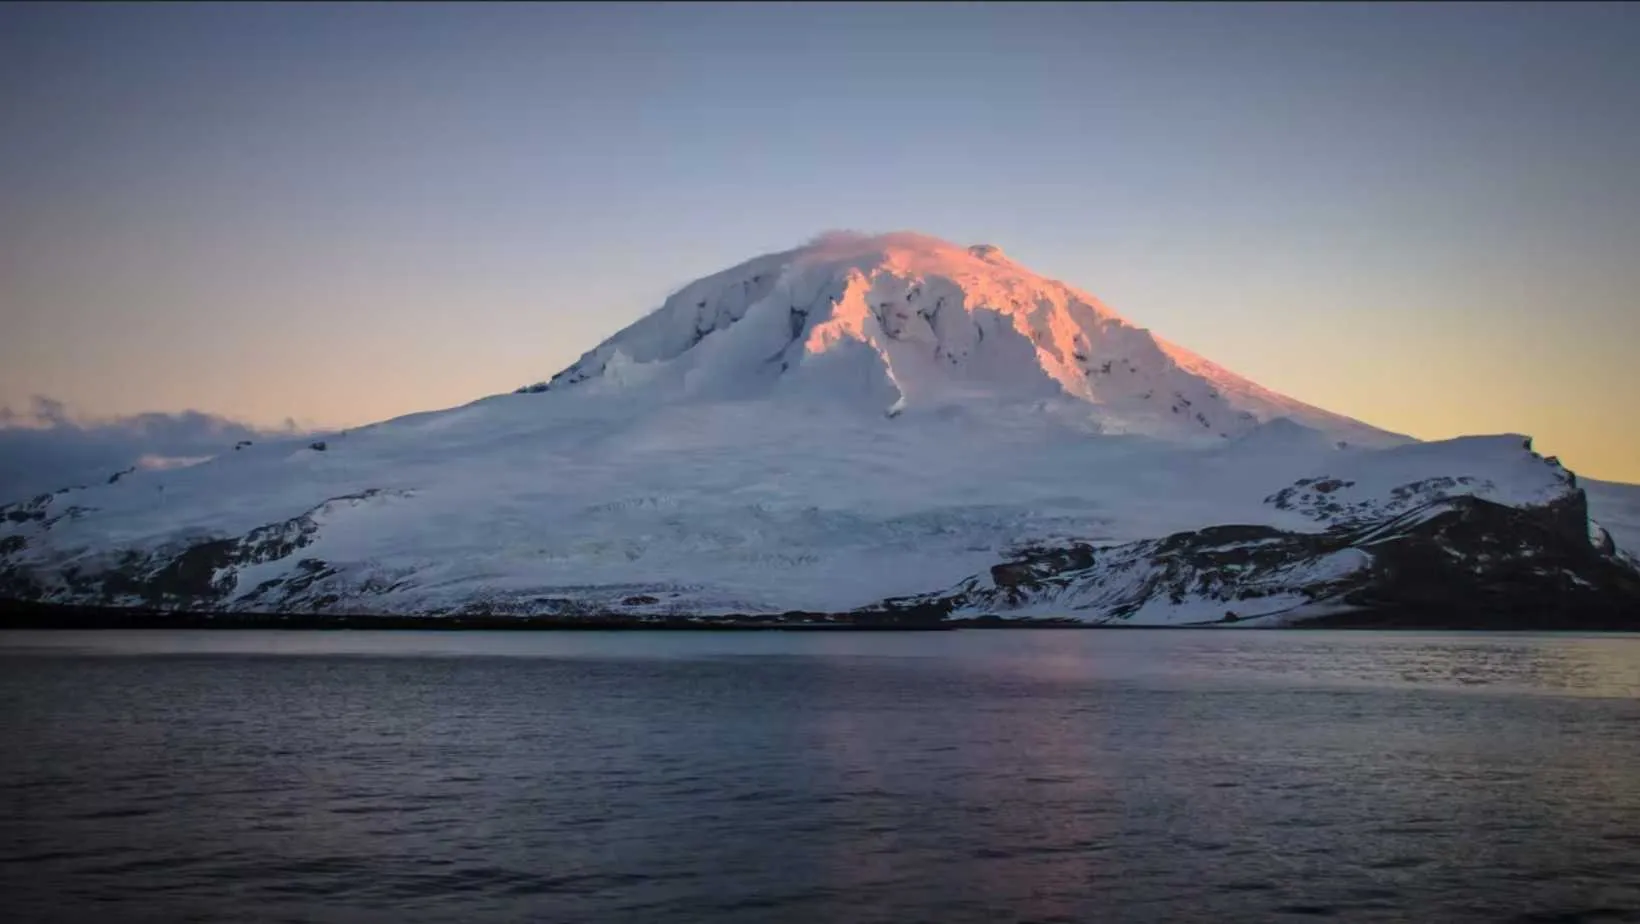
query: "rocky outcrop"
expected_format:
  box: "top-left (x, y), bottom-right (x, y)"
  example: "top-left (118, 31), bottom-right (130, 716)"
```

top-left (0, 489), bottom-right (401, 610)
top-left (859, 488), bottom-right (1640, 629)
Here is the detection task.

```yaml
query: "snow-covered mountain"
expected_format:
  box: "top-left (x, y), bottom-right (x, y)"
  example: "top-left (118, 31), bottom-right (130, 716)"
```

top-left (3, 231), bottom-right (1637, 626)
top-left (518, 232), bottom-right (1400, 448)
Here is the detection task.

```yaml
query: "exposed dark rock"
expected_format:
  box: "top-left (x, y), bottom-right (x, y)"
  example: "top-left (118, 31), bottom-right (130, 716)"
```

top-left (0, 568), bottom-right (44, 600)
top-left (146, 538), bottom-right (239, 602)
top-left (2, 493), bottom-right (53, 523)
top-left (863, 490), bottom-right (1640, 630)
top-left (12, 490), bottom-right (388, 609)
top-left (1264, 475), bottom-right (1495, 527)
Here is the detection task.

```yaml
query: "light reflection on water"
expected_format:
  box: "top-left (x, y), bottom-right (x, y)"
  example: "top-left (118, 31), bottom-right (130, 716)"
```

top-left (6, 629), bottom-right (1640, 697)
top-left (1, 629), bottom-right (1638, 923)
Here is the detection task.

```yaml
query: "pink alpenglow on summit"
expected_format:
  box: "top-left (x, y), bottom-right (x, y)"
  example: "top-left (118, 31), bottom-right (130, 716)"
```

top-left (521, 231), bottom-right (1402, 448)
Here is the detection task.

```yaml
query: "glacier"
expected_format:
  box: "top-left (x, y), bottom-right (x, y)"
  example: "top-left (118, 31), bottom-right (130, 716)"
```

top-left (3, 231), bottom-right (1637, 626)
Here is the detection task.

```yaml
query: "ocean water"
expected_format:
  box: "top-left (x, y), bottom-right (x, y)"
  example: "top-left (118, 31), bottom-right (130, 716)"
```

top-left (2, 629), bottom-right (1639, 923)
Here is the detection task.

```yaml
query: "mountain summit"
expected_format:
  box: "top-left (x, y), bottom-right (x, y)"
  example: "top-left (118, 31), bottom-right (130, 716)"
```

top-left (519, 232), bottom-right (1397, 447)
top-left (3, 232), bottom-right (1637, 626)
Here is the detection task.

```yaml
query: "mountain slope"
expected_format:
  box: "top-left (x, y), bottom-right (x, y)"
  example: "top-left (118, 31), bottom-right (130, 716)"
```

top-left (518, 232), bottom-right (1403, 447)
top-left (2, 232), bottom-right (1634, 626)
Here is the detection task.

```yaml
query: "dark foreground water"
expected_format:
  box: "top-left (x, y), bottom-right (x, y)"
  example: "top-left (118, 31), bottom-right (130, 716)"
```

top-left (3, 631), bottom-right (1640, 923)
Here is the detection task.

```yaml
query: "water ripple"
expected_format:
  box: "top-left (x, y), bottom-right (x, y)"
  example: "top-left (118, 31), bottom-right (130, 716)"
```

top-left (1, 629), bottom-right (1638, 922)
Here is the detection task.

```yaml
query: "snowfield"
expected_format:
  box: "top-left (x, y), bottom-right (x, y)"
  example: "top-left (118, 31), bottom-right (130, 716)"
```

top-left (2, 232), bottom-right (1635, 624)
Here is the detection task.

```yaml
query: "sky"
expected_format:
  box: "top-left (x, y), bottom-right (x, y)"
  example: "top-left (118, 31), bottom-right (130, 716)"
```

top-left (2, 1), bottom-right (1637, 484)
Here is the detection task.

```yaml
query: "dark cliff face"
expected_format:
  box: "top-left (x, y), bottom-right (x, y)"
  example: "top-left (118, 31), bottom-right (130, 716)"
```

top-left (861, 489), bottom-right (1640, 630)
top-left (1313, 490), bottom-right (1640, 628)
top-left (0, 490), bottom-right (384, 612)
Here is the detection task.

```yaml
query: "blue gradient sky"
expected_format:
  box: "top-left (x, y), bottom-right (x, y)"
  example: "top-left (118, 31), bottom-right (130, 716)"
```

top-left (3, 2), bottom-right (1637, 479)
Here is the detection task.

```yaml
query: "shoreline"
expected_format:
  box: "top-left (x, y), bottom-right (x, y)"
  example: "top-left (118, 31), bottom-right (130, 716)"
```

top-left (3, 600), bottom-right (1639, 632)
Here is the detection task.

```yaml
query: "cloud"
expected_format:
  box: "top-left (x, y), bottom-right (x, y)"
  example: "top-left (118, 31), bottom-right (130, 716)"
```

top-left (0, 396), bottom-right (308, 503)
